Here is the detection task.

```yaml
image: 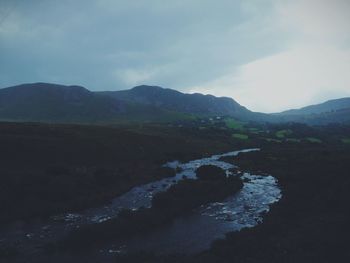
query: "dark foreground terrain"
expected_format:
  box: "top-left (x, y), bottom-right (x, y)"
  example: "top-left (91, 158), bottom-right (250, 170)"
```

top-left (1, 121), bottom-right (350, 262)
top-left (61, 166), bottom-right (243, 251)
top-left (0, 121), bottom-right (238, 225)
top-left (114, 137), bottom-right (350, 262)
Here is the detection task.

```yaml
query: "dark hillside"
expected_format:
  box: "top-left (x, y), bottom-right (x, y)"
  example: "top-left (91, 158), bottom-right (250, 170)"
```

top-left (0, 83), bottom-right (122, 123)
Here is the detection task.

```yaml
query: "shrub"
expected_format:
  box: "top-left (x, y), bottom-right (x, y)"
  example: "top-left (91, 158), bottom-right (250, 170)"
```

top-left (196, 165), bottom-right (226, 180)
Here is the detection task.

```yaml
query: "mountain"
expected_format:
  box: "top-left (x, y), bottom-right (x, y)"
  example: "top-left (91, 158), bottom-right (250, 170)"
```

top-left (0, 82), bottom-right (349, 125)
top-left (0, 83), bottom-right (123, 123)
top-left (279, 97), bottom-right (350, 115)
top-left (100, 85), bottom-right (246, 114)
top-left (276, 97), bottom-right (350, 125)
top-left (0, 83), bottom-right (270, 124)
top-left (99, 85), bottom-right (269, 121)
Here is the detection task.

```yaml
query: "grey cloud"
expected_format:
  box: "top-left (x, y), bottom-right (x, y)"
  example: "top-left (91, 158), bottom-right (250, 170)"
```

top-left (0, 0), bottom-right (285, 91)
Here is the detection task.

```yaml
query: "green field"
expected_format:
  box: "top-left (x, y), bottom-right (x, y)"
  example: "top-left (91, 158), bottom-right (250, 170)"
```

top-left (225, 118), bottom-right (244, 130)
top-left (286, 138), bottom-right (301, 143)
top-left (306, 137), bottom-right (322, 143)
top-left (232, 133), bottom-right (249, 140)
top-left (265, 138), bottom-right (282, 143)
top-left (275, 129), bottom-right (293, 138)
top-left (342, 138), bottom-right (350, 144)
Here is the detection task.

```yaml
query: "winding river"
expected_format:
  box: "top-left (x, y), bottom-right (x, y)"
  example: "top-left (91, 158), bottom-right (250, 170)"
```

top-left (0, 149), bottom-right (281, 258)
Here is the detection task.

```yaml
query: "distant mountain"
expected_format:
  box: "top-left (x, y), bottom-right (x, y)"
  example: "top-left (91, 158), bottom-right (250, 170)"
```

top-left (279, 98), bottom-right (350, 115)
top-left (0, 82), bottom-right (349, 125)
top-left (276, 97), bottom-right (350, 125)
top-left (0, 83), bottom-right (270, 124)
top-left (99, 85), bottom-right (269, 121)
top-left (0, 83), bottom-right (124, 123)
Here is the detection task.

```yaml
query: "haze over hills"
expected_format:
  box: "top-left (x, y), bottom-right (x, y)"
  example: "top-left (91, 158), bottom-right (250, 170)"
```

top-left (0, 82), bottom-right (349, 125)
top-left (276, 97), bottom-right (350, 125)
top-left (278, 97), bottom-right (350, 115)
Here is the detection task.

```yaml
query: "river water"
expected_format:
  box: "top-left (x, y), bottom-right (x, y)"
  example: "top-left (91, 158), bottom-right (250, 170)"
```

top-left (0, 148), bottom-right (281, 258)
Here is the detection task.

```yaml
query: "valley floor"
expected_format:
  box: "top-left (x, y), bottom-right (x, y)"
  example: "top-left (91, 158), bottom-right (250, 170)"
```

top-left (1, 121), bottom-right (350, 262)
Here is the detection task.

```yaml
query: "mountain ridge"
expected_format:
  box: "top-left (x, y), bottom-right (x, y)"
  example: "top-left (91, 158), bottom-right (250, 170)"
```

top-left (0, 82), bottom-right (123, 123)
top-left (277, 97), bottom-right (350, 115)
top-left (0, 82), bottom-right (349, 125)
top-left (275, 97), bottom-right (350, 125)
top-left (98, 85), bottom-right (262, 120)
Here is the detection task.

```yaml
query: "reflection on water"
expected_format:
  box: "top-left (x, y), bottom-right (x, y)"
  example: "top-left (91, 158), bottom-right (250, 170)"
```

top-left (0, 149), bottom-right (281, 257)
top-left (102, 149), bottom-right (281, 255)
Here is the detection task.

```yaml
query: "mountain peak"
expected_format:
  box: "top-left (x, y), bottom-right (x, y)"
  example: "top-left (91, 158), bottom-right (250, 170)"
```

top-left (132, 85), bottom-right (164, 91)
top-left (100, 84), bottom-right (259, 120)
top-left (130, 85), bottom-right (183, 95)
top-left (1, 82), bottom-right (91, 95)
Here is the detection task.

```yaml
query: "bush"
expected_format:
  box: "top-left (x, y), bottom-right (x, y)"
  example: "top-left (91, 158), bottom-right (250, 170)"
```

top-left (196, 165), bottom-right (226, 180)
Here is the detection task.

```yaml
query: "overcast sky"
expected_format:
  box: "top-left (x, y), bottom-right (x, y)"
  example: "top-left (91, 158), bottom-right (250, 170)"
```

top-left (1, 0), bottom-right (349, 112)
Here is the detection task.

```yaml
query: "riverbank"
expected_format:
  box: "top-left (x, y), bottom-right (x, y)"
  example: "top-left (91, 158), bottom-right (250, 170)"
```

top-left (2, 121), bottom-right (349, 262)
top-left (0, 122), bottom-right (238, 224)
top-left (0, 148), bottom-right (281, 262)
top-left (60, 170), bottom-right (243, 251)
top-left (119, 141), bottom-right (350, 263)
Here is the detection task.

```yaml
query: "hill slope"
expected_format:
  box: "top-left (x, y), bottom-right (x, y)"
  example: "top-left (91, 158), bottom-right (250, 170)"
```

top-left (276, 97), bottom-right (350, 124)
top-left (279, 97), bottom-right (350, 115)
top-left (0, 83), bottom-right (123, 123)
top-left (100, 85), bottom-right (268, 121)
top-left (0, 83), bottom-right (268, 123)
top-left (1, 82), bottom-right (349, 125)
